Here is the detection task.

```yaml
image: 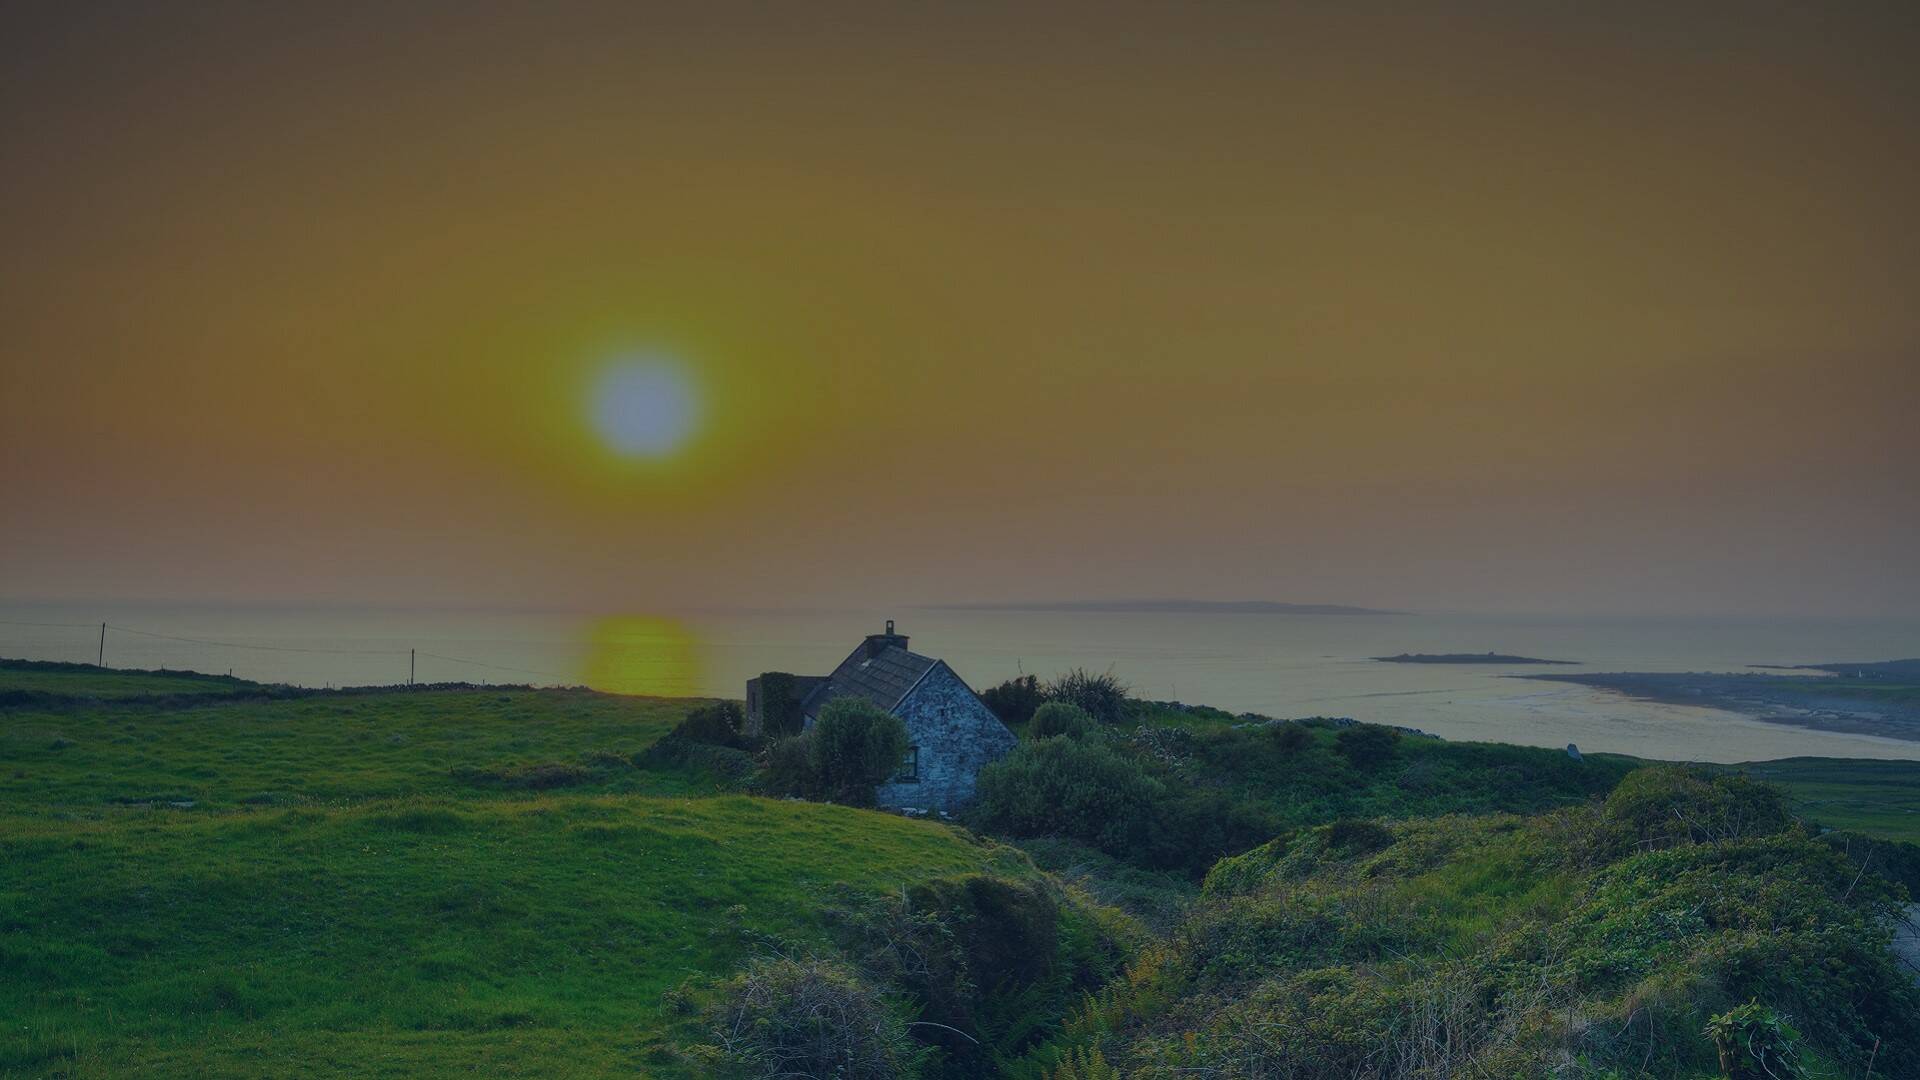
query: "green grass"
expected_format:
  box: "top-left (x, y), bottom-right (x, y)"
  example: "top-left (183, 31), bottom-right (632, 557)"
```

top-left (1735, 757), bottom-right (1920, 843)
top-left (0, 663), bottom-right (1041, 1078)
top-left (0, 660), bottom-right (251, 700)
top-left (1, 680), bottom-right (701, 808)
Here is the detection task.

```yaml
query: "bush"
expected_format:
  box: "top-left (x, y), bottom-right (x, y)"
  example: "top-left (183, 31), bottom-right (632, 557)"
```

top-left (1268, 722), bottom-right (1310, 753)
top-left (754, 700), bottom-right (910, 806)
top-left (1334, 724), bottom-right (1399, 768)
top-left (759, 734), bottom-right (820, 800)
top-left (706, 955), bottom-right (924, 1079)
top-left (1029, 702), bottom-right (1095, 740)
top-left (970, 737), bottom-right (1163, 856)
top-left (1602, 766), bottom-right (1791, 851)
top-left (1704, 1001), bottom-right (1807, 1080)
top-left (810, 699), bottom-right (912, 806)
top-left (670, 701), bottom-right (748, 749)
top-left (982, 674), bottom-right (1045, 727)
top-left (1045, 669), bottom-right (1131, 726)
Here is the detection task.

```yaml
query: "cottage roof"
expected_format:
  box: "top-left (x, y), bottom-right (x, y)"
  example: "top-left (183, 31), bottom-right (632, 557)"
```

top-left (802, 643), bottom-right (938, 719)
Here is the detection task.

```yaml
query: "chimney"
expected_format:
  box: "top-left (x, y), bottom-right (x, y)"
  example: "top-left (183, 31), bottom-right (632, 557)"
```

top-left (863, 619), bottom-right (909, 659)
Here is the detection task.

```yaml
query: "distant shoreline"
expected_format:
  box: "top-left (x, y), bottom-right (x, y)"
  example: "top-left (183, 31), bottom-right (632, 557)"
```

top-left (921, 599), bottom-right (1402, 616)
top-left (1375, 652), bottom-right (1576, 665)
top-left (1518, 664), bottom-right (1920, 743)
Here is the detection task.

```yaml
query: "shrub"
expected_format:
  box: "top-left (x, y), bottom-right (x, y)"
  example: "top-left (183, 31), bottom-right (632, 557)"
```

top-left (982, 674), bottom-right (1045, 727)
top-left (707, 955), bottom-right (924, 1080)
top-left (758, 734), bottom-right (820, 800)
top-left (1704, 1001), bottom-right (1807, 1080)
top-left (638, 739), bottom-right (755, 788)
top-left (1602, 766), bottom-right (1791, 851)
top-left (1045, 669), bottom-right (1131, 725)
top-left (1145, 788), bottom-right (1282, 876)
top-left (970, 737), bottom-right (1163, 856)
top-left (1334, 724), bottom-right (1399, 768)
top-left (808, 699), bottom-right (912, 806)
top-left (754, 700), bottom-right (910, 805)
top-left (669, 701), bottom-right (748, 749)
top-left (1029, 702), bottom-right (1095, 740)
top-left (1268, 722), bottom-right (1310, 753)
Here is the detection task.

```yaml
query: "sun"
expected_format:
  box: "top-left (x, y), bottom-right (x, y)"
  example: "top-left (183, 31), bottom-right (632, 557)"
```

top-left (587, 353), bottom-right (701, 459)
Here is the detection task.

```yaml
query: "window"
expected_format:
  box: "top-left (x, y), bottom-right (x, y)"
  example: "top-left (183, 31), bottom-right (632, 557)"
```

top-left (894, 745), bottom-right (920, 783)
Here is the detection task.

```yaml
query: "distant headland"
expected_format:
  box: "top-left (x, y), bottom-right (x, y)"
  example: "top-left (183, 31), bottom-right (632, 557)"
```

top-left (1518, 659), bottom-right (1920, 742)
top-left (1375, 652), bottom-right (1577, 665)
top-left (921, 599), bottom-right (1401, 615)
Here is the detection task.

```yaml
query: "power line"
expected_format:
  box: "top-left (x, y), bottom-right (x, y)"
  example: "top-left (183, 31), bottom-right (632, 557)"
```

top-left (2, 618), bottom-right (576, 685)
top-left (106, 623), bottom-right (409, 656)
top-left (415, 651), bottom-right (569, 681)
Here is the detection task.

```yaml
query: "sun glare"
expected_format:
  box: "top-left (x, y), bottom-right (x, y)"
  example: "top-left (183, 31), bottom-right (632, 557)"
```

top-left (588, 354), bottom-right (701, 459)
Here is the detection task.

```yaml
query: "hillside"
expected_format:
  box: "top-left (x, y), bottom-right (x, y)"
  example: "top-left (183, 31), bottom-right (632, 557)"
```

top-left (1035, 772), bottom-right (1920, 1078)
top-left (6, 661), bottom-right (1918, 1079)
top-left (0, 663), bottom-right (1056, 1078)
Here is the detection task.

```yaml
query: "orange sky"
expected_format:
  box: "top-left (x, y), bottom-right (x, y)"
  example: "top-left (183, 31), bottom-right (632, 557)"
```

top-left (3, 3), bottom-right (1916, 616)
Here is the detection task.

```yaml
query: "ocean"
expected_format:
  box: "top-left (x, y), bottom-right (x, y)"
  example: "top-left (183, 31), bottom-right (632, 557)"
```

top-left (3, 603), bottom-right (1916, 763)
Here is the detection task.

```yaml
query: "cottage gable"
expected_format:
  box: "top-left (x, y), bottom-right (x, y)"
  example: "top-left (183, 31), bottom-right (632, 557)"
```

top-left (876, 661), bottom-right (1019, 811)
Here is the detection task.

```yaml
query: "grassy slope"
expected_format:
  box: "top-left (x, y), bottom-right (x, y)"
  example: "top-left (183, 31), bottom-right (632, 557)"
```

top-left (0, 665), bottom-right (1035, 1078)
top-left (2, 680), bottom-right (702, 807)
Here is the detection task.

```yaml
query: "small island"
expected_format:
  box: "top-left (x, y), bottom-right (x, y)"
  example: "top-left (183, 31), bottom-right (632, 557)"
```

top-left (1374, 652), bottom-right (1577, 665)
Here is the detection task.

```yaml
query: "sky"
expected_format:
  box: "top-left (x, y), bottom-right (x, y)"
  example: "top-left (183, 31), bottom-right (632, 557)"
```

top-left (2, 2), bottom-right (1916, 618)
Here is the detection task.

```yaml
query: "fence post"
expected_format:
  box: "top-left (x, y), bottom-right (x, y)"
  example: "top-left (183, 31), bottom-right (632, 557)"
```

top-left (410, 648), bottom-right (416, 687)
top-left (98, 623), bottom-right (106, 668)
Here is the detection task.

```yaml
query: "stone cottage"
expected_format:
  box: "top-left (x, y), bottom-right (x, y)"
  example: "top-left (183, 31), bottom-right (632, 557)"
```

top-left (745, 621), bottom-right (1017, 812)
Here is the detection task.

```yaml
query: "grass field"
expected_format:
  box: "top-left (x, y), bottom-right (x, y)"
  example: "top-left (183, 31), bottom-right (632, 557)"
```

top-left (0, 662), bottom-right (1039, 1078)
top-left (1736, 756), bottom-right (1920, 843)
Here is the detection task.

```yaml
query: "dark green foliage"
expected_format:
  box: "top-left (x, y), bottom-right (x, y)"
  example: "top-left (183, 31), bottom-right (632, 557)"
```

top-left (971, 736), bottom-right (1164, 856)
top-left (629, 699), bottom-right (748, 780)
top-left (1036, 782), bottom-right (1920, 1080)
top-left (982, 674), bottom-right (1045, 727)
top-left (751, 672), bottom-right (806, 738)
top-left (1704, 1001), bottom-right (1806, 1080)
top-left (809, 699), bottom-right (911, 806)
top-left (1043, 669), bottom-right (1131, 726)
top-left (1334, 723), bottom-right (1400, 768)
top-left (668, 701), bottom-right (748, 749)
top-left (704, 955), bottom-right (925, 1080)
top-left (1601, 765), bottom-right (1792, 850)
top-left (1821, 829), bottom-right (1920, 897)
top-left (1143, 787), bottom-right (1282, 877)
top-left (1036, 787), bottom-right (1920, 1068)
top-left (1268, 721), bottom-right (1310, 753)
top-left (757, 733), bottom-right (819, 799)
top-left (757, 699), bottom-right (910, 806)
top-left (1028, 701), bottom-right (1094, 740)
top-left (908, 875), bottom-right (1061, 990)
top-left (821, 872), bottom-right (1132, 1077)
top-left (636, 738), bottom-right (755, 788)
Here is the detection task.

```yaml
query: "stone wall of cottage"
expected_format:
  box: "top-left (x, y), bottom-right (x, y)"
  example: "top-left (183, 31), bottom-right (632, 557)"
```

top-left (876, 663), bottom-right (1018, 813)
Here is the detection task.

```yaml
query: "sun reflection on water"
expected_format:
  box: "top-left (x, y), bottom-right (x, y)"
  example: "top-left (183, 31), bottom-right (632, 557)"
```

top-left (578, 615), bottom-right (704, 697)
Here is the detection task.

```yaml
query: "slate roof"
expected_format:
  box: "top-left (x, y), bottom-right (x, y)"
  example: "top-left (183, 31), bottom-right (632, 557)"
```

top-left (802, 644), bottom-right (939, 719)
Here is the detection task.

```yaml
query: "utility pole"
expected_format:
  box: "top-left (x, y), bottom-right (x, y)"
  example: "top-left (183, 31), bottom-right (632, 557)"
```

top-left (410, 648), bottom-right (416, 687)
top-left (98, 623), bottom-right (106, 668)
